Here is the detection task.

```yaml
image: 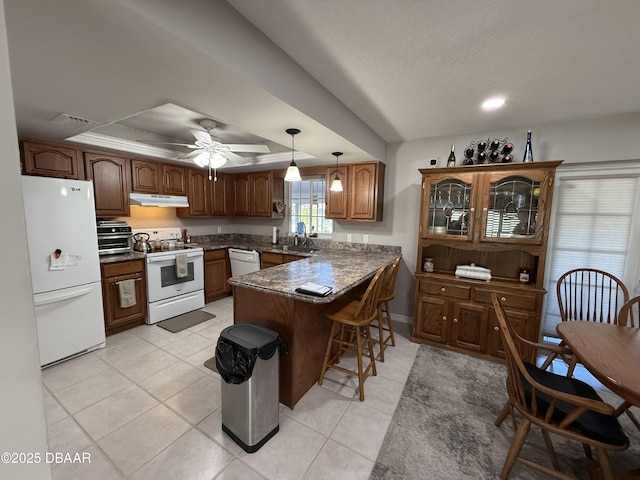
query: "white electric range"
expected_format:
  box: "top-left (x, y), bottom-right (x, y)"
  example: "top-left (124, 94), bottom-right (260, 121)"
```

top-left (133, 227), bottom-right (205, 324)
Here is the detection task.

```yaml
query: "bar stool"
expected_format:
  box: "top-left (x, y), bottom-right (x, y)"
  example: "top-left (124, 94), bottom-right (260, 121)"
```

top-left (371, 254), bottom-right (402, 362)
top-left (318, 264), bottom-right (387, 401)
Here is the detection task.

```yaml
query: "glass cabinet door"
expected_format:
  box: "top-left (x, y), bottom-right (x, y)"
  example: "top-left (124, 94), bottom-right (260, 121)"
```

top-left (481, 174), bottom-right (542, 242)
top-left (423, 175), bottom-right (474, 239)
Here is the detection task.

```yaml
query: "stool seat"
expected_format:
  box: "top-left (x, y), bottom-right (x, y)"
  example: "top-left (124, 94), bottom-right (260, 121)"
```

top-left (318, 264), bottom-right (387, 401)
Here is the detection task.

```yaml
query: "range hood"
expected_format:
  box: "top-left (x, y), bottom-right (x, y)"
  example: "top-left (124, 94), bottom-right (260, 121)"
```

top-left (129, 193), bottom-right (189, 208)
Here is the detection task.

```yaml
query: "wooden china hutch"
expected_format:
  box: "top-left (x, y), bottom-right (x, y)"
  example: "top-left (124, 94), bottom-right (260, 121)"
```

top-left (412, 160), bottom-right (562, 362)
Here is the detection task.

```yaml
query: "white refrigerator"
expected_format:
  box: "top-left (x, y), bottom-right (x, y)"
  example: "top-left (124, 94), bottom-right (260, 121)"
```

top-left (21, 176), bottom-right (106, 367)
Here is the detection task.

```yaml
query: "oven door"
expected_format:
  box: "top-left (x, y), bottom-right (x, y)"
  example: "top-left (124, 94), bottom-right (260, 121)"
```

top-left (146, 250), bottom-right (204, 303)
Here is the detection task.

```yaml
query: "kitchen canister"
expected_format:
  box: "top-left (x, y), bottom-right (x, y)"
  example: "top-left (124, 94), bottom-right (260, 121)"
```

top-left (423, 257), bottom-right (434, 273)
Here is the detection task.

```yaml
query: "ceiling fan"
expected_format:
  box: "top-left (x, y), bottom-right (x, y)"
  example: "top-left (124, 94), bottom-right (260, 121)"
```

top-left (143, 119), bottom-right (271, 178)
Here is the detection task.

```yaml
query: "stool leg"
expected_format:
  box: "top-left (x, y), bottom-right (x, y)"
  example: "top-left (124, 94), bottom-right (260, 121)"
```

top-left (318, 320), bottom-right (338, 385)
top-left (383, 300), bottom-right (396, 347)
top-left (355, 325), bottom-right (365, 401)
top-left (377, 304), bottom-right (386, 362)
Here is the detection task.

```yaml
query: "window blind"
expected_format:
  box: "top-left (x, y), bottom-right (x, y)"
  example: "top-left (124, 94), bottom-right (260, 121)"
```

top-left (541, 175), bottom-right (638, 337)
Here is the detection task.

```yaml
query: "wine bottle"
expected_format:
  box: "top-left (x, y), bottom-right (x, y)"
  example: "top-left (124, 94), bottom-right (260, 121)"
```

top-left (522, 130), bottom-right (533, 162)
top-left (501, 154), bottom-right (513, 163)
top-left (490, 139), bottom-right (500, 151)
top-left (477, 140), bottom-right (487, 152)
top-left (502, 142), bottom-right (514, 154)
top-left (489, 150), bottom-right (500, 161)
top-left (477, 151), bottom-right (487, 163)
top-left (447, 144), bottom-right (456, 167)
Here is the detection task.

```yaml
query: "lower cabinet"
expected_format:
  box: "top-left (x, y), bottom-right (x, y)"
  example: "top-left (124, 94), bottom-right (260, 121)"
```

top-left (101, 259), bottom-right (147, 336)
top-left (412, 275), bottom-right (543, 362)
top-left (261, 251), bottom-right (305, 269)
top-left (204, 249), bottom-right (232, 302)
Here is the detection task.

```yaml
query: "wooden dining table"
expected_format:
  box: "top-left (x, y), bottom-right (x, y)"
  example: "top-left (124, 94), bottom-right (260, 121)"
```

top-left (556, 321), bottom-right (640, 407)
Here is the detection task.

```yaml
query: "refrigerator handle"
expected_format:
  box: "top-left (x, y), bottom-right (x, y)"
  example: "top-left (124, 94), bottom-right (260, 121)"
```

top-left (34, 286), bottom-right (93, 307)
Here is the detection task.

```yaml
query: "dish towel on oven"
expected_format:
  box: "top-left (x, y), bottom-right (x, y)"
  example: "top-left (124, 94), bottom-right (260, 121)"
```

top-left (175, 253), bottom-right (188, 278)
top-left (118, 279), bottom-right (137, 308)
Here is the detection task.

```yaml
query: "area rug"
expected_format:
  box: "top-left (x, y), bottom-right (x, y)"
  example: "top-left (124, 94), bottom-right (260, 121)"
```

top-left (156, 310), bottom-right (215, 333)
top-left (203, 356), bottom-right (218, 373)
top-left (370, 344), bottom-right (640, 480)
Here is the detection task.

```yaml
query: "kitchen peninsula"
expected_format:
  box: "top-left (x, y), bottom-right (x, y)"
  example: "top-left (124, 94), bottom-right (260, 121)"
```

top-left (226, 248), bottom-right (400, 408)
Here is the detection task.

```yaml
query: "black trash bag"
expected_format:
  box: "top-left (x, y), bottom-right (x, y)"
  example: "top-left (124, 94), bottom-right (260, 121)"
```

top-left (215, 338), bottom-right (259, 385)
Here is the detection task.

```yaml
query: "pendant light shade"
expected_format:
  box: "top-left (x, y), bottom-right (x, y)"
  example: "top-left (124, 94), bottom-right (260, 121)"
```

top-left (284, 128), bottom-right (302, 182)
top-left (329, 151), bottom-right (343, 192)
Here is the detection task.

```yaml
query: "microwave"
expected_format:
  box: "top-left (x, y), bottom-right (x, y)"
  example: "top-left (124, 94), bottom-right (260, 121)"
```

top-left (97, 221), bottom-right (132, 255)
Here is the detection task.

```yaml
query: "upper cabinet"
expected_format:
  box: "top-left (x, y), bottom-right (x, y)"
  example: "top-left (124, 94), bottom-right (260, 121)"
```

top-left (21, 139), bottom-right (83, 179)
top-left (210, 172), bottom-right (235, 216)
top-left (326, 161), bottom-right (385, 221)
top-left (177, 168), bottom-right (209, 217)
top-left (419, 162), bottom-right (558, 248)
top-left (131, 159), bottom-right (186, 196)
top-left (83, 152), bottom-right (130, 217)
top-left (162, 164), bottom-right (187, 196)
top-left (234, 171), bottom-right (282, 218)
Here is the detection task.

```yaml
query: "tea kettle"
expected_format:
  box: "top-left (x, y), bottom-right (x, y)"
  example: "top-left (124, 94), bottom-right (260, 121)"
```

top-left (133, 232), bottom-right (151, 252)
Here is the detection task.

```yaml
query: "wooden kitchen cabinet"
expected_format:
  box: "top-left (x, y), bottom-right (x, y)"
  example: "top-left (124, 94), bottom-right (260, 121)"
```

top-left (204, 249), bottom-right (232, 302)
top-left (131, 159), bottom-right (160, 193)
top-left (326, 161), bottom-right (385, 221)
top-left (131, 160), bottom-right (187, 196)
top-left (21, 139), bottom-right (83, 179)
top-left (162, 164), bottom-right (187, 196)
top-left (101, 259), bottom-right (147, 335)
top-left (177, 168), bottom-right (209, 217)
top-left (84, 152), bottom-right (130, 217)
top-left (235, 172), bottom-right (283, 217)
top-left (412, 161), bottom-right (561, 362)
top-left (210, 172), bottom-right (235, 216)
top-left (261, 251), bottom-right (305, 269)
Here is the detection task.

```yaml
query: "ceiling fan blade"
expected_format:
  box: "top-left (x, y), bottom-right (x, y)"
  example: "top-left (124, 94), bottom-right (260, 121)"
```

top-left (179, 149), bottom-right (205, 159)
top-left (224, 144), bottom-right (270, 153)
top-left (191, 129), bottom-right (213, 144)
top-left (223, 151), bottom-right (252, 164)
top-left (136, 141), bottom-right (198, 148)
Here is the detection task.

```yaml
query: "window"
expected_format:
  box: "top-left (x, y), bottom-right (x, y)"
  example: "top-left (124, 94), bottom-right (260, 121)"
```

top-left (541, 162), bottom-right (640, 337)
top-left (288, 176), bottom-right (333, 235)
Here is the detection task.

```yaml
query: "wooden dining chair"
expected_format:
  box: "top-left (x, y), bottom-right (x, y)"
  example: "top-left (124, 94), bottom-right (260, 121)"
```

top-left (613, 295), bottom-right (640, 431)
top-left (540, 268), bottom-right (630, 376)
top-left (491, 293), bottom-right (629, 480)
top-left (318, 264), bottom-right (387, 401)
top-left (370, 254), bottom-right (402, 362)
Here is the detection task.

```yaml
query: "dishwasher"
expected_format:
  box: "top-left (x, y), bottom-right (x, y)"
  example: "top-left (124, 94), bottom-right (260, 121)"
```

top-left (228, 248), bottom-right (261, 276)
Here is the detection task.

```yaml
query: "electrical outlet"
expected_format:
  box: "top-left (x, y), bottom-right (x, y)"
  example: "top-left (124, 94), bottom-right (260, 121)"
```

top-left (346, 233), bottom-right (352, 242)
top-left (363, 234), bottom-right (369, 243)
top-left (217, 227), bottom-right (222, 233)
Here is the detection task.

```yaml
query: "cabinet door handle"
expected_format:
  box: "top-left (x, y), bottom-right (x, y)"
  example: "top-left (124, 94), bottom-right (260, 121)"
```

top-left (494, 326), bottom-right (499, 331)
top-left (501, 296), bottom-right (507, 302)
top-left (441, 287), bottom-right (446, 293)
top-left (470, 207), bottom-right (475, 212)
top-left (453, 318), bottom-right (458, 323)
top-left (442, 316), bottom-right (447, 321)
top-left (483, 207), bottom-right (488, 212)
top-left (115, 278), bottom-right (143, 285)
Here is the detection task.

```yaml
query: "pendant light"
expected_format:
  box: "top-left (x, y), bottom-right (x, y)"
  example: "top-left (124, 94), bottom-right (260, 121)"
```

top-left (284, 128), bottom-right (302, 182)
top-left (329, 151), bottom-right (344, 192)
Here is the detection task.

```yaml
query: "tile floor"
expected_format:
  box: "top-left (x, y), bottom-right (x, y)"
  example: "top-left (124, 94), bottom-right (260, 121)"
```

top-left (41, 296), bottom-right (421, 480)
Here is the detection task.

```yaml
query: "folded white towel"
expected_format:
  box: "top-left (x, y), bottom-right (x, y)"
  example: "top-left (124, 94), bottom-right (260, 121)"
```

top-left (118, 279), bottom-right (137, 308)
top-left (175, 253), bottom-right (188, 278)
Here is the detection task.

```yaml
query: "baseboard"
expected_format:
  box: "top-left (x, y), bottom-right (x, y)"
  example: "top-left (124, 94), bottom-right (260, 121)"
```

top-left (391, 312), bottom-right (412, 324)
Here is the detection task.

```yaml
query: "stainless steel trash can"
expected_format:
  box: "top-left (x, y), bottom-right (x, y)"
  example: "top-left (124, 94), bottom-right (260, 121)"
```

top-left (215, 324), bottom-right (282, 453)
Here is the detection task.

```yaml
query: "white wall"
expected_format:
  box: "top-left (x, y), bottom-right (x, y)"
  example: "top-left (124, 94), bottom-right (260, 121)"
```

top-left (341, 112), bottom-right (640, 317)
top-left (0, 2), bottom-right (51, 478)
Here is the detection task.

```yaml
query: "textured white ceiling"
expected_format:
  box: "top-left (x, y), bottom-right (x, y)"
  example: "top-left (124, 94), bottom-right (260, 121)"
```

top-left (229, 0), bottom-right (640, 142)
top-left (4, 0), bottom-right (640, 167)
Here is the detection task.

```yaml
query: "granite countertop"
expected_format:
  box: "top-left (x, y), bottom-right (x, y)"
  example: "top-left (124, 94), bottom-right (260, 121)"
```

top-left (226, 249), bottom-right (399, 304)
top-left (99, 235), bottom-right (401, 304)
top-left (99, 251), bottom-right (146, 264)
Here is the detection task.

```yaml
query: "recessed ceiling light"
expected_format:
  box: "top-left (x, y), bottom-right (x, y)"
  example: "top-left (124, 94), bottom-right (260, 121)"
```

top-left (482, 97), bottom-right (506, 111)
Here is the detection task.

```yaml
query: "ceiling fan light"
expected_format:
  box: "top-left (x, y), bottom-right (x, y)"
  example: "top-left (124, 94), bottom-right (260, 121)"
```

top-left (209, 152), bottom-right (227, 169)
top-left (285, 161), bottom-right (301, 182)
top-left (330, 176), bottom-right (343, 192)
top-left (193, 151), bottom-right (210, 167)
